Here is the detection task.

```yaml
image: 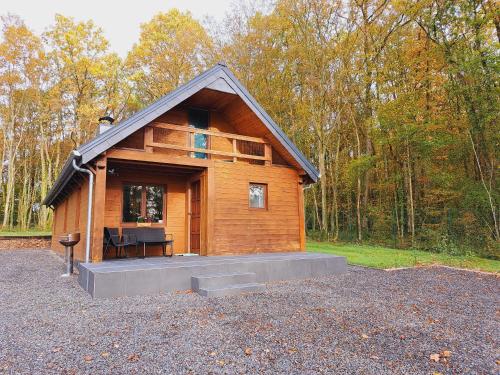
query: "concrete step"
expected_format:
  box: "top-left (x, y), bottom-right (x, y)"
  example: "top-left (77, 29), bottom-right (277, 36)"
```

top-left (191, 272), bottom-right (256, 290)
top-left (196, 282), bottom-right (265, 297)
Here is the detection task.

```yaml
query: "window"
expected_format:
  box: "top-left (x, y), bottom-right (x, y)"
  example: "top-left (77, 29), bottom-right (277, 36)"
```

top-left (122, 184), bottom-right (164, 223)
top-left (249, 183), bottom-right (267, 209)
top-left (188, 109), bottom-right (209, 159)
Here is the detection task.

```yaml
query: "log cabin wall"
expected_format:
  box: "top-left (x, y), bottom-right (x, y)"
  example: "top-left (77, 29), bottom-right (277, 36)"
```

top-left (50, 178), bottom-right (89, 261)
top-left (51, 93), bottom-right (305, 260)
top-left (211, 162), bottom-right (302, 255)
top-left (103, 103), bottom-right (303, 256)
top-left (129, 103), bottom-right (303, 254)
top-left (103, 165), bottom-right (190, 256)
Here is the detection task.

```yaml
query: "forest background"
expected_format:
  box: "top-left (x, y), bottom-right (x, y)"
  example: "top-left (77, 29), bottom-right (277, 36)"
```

top-left (0, 0), bottom-right (498, 258)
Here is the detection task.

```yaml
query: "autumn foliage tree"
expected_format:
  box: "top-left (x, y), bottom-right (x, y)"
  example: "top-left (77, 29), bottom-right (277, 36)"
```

top-left (0, 1), bottom-right (497, 257)
top-left (126, 9), bottom-right (215, 109)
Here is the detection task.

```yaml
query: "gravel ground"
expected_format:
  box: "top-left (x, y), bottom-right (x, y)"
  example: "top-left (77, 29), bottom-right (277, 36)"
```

top-left (0, 250), bottom-right (498, 374)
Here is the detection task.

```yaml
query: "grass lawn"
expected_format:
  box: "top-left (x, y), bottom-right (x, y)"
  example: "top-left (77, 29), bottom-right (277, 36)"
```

top-left (0, 230), bottom-right (51, 237)
top-left (307, 241), bottom-right (500, 273)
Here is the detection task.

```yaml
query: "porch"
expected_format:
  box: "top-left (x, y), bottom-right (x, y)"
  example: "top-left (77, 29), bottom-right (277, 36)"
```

top-left (95, 111), bottom-right (281, 260)
top-left (102, 160), bottom-right (206, 258)
top-left (78, 252), bottom-right (348, 298)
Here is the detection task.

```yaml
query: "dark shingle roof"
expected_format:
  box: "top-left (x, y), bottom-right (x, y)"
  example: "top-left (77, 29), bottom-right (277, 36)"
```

top-left (43, 63), bottom-right (319, 206)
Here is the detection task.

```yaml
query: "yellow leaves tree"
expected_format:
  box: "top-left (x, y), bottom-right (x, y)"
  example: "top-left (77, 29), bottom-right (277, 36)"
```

top-left (126, 9), bottom-right (215, 108)
top-left (36, 15), bottom-right (125, 229)
top-left (0, 15), bottom-right (45, 228)
top-left (43, 14), bottom-right (119, 144)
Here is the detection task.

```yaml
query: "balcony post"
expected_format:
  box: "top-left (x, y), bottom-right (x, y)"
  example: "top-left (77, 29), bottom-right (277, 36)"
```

top-left (144, 127), bottom-right (153, 153)
top-left (232, 139), bottom-right (237, 162)
top-left (264, 143), bottom-right (272, 166)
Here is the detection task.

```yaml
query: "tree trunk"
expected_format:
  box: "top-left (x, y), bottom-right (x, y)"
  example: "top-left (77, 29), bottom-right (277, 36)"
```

top-left (355, 125), bottom-right (362, 242)
top-left (405, 142), bottom-right (415, 246)
top-left (318, 139), bottom-right (328, 234)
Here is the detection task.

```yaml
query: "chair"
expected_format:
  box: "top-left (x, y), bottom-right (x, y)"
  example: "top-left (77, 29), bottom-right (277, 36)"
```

top-left (122, 228), bottom-right (174, 258)
top-left (103, 227), bottom-right (135, 258)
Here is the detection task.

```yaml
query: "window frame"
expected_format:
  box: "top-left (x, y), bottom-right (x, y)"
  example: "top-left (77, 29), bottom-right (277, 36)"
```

top-left (121, 182), bottom-right (167, 225)
top-left (188, 108), bottom-right (210, 159)
top-left (248, 182), bottom-right (268, 210)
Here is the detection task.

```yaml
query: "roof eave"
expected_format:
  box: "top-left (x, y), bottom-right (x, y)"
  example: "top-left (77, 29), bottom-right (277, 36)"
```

top-left (220, 67), bottom-right (320, 181)
top-left (42, 155), bottom-right (77, 207)
top-left (43, 63), bottom-right (320, 206)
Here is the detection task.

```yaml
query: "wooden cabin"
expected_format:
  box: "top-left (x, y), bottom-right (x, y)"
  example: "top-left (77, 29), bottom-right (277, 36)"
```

top-left (43, 63), bottom-right (319, 262)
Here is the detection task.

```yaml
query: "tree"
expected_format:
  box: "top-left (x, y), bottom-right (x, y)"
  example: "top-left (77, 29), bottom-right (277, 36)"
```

top-left (415, 0), bottom-right (499, 243)
top-left (126, 9), bottom-right (215, 108)
top-left (0, 3), bottom-right (497, 256)
top-left (0, 15), bottom-right (44, 228)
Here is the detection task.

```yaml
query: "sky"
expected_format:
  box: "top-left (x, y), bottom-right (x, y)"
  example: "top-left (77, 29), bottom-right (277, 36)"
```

top-left (0, 0), bottom-right (236, 56)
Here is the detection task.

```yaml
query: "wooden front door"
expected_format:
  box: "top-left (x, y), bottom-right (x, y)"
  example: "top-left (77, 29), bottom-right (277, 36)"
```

top-left (190, 180), bottom-right (201, 254)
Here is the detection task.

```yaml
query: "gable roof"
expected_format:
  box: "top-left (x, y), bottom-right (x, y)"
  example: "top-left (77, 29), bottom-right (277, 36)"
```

top-left (43, 63), bottom-right (319, 206)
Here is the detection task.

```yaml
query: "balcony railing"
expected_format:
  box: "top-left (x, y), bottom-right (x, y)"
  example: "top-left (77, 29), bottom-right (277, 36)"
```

top-left (145, 122), bottom-right (272, 164)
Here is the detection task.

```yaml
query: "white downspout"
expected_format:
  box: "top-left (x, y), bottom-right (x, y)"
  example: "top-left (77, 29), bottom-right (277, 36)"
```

top-left (71, 151), bottom-right (94, 263)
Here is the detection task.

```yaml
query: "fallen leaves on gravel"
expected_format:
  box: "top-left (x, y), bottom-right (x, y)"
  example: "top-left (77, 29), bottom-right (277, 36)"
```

top-left (83, 355), bottom-right (93, 363)
top-left (427, 317), bottom-right (440, 325)
top-left (175, 289), bottom-right (193, 294)
top-left (244, 348), bottom-right (252, 356)
top-left (361, 334), bottom-right (370, 339)
top-left (430, 353), bottom-right (440, 362)
top-left (216, 359), bottom-right (225, 366)
top-left (101, 352), bottom-right (110, 358)
top-left (52, 347), bottom-right (62, 353)
top-left (430, 350), bottom-right (452, 364)
top-left (127, 353), bottom-right (140, 362)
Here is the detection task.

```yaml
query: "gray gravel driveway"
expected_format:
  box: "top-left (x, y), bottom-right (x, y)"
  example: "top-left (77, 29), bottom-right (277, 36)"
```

top-left (0, 250), bottom-right (498, 374)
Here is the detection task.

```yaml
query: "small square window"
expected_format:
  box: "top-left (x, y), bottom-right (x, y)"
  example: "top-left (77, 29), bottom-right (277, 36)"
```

top-left (249, 183), bottom-right (267, 209)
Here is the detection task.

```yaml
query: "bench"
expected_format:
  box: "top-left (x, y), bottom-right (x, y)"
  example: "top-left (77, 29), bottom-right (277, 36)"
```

top-left (122, 228), bottom-right (174, 258)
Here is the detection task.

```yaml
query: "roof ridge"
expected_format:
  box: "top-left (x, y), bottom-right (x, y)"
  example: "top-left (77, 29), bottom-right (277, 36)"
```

top-left (43, 63), bottom-right (319, 206)
top-left (77, 64), bottom-right (224, 154)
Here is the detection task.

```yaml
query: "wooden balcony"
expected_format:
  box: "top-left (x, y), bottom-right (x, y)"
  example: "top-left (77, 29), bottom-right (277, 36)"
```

top-left (144, 122), bottom-right (272, 164)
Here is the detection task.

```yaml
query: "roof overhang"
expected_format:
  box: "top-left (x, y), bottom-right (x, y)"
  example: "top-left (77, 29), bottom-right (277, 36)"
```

top-left (43, 63), bottom-right (319, 207)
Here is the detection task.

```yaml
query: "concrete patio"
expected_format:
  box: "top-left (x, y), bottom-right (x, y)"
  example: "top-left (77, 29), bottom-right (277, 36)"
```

top-left (78, 252), bottom-right (347, 298)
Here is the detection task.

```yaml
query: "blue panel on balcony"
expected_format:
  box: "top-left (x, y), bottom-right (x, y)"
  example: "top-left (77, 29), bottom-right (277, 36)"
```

top-left (188, 109), bottom-right (209, 159)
